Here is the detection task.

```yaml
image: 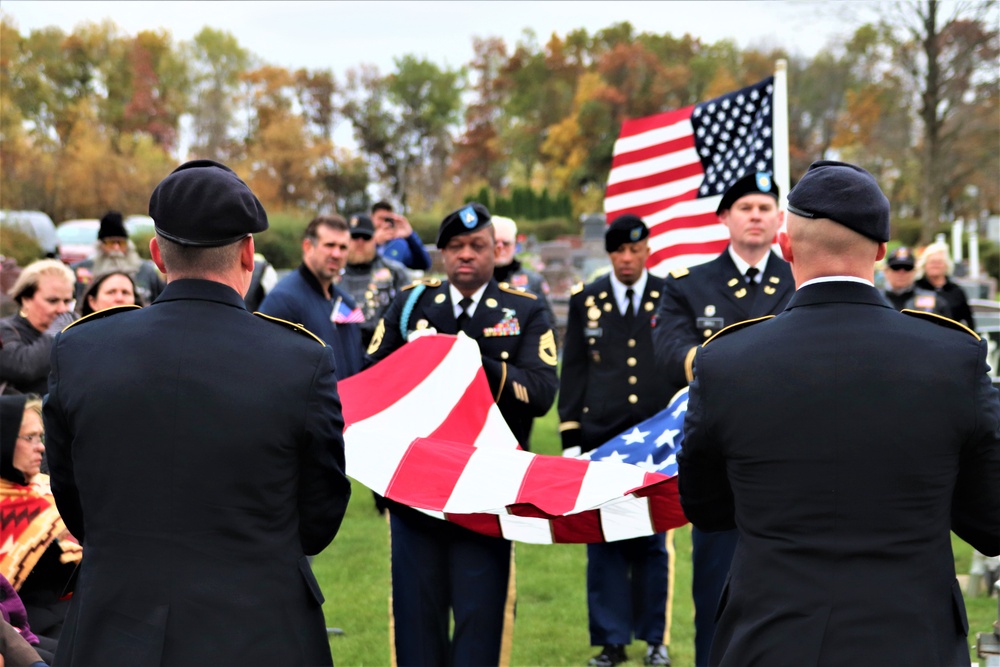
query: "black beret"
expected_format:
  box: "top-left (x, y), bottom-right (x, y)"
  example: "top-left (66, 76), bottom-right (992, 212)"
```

top-left (348, 213), bottom-right (375, 239)
top-left (886, 246), bottom-right (915, 270)
top-left (436, 203), bottom-right (491, 248)
top-left (717, 172), bottom-right (779, 214)
top-left (787, 160), bottom-right (890, 242)
top-left (149, 160), bottom-right (268, 247)
top-left (605, 214), bottom-right (649, 253)
top-left (98, 211), bottom-right (128, 240)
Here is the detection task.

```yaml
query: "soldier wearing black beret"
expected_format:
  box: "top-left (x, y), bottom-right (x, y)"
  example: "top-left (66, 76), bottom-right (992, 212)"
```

top-left (652, 170), bottom-right (794, 666)
top-left (366, 202), bottom-right (558, 667)
top-left (44, 160), bottom-right (351, 666)
top-left (559, 214), bottom-right (674, 667)
top-left (678, 159), bottom-right (999, 665)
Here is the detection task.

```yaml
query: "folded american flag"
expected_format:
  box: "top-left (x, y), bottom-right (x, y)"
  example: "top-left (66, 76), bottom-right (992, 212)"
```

top-left (605, 76), bottom-right (775, 275)
top-left (338, 334), bottom-right (688, 543)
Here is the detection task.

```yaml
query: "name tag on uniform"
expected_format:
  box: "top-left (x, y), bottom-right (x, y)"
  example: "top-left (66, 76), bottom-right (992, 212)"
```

top-left (584, 327), bottom-right (603, 337)
top-left (696, 317), bottom-right (724, 330)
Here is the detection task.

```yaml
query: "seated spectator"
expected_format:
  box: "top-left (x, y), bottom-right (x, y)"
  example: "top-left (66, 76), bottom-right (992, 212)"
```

top-left (915, 241), bottom-right (975, 329)
top-left (372, 201), bottom-right (431, 271)
top-left (0, 260), bottom-right (75, 395)
top-left (78, 271), bottom-right (141, 317)
top-left (0, 395), bottom-right (81, 645)
top-left (71, 211), bottom-right (164, 307)
top-left (1, 574), bottom-right (55, 664)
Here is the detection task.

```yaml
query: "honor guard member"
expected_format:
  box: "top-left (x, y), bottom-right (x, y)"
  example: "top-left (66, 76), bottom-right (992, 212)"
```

top-left (559, 214), bottom-right (674, 667)
top-left (339, 212), bottom-right (411, 349)
top-left (43, 160), bottom-right (351, 666)
top-left (881, 246), bottom-right (953, 317)
top-left (651, 171), bottom-right (794, 667)
top-left (678, 160), bottom-right (1000, 666)
top-left (366, 202), bottom-right (559, 666)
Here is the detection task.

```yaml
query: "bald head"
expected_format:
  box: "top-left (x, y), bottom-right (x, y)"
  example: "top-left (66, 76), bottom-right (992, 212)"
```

top-left (779, 214), bottom-right (886, 286)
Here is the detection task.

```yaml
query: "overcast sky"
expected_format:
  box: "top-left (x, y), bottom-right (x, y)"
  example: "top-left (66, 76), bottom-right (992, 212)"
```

top-left (3, 1), bottom-right (881, 77)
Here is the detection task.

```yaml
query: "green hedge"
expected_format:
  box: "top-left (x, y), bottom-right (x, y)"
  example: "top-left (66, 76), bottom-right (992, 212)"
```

top-left (0, 225), bottom-right (43, 267)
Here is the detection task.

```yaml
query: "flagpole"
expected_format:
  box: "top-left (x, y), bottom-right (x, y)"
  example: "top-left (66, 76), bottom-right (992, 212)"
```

top-left (773, 59), bottom-right (791, 210)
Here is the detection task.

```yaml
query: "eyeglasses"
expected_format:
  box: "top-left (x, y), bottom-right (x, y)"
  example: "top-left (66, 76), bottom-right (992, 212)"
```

top-left (887, 265), bottom-right (914, 272)
top-left (18, 433), bottom-right (44, 445)
top-left (102, 238), bottom-right (129, 248)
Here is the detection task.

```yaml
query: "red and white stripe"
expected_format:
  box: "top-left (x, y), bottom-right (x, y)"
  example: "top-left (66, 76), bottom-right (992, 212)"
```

top-left (604, 107), bottom-right (728, 276)
top-left (339, 334), bottom-right (686, 544)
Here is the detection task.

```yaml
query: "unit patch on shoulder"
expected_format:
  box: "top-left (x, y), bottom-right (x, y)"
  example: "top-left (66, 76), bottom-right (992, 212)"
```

top-left (669, 267), bottom-right (689, 279)
top-left (61, 304), bottom-right (141, 333)
top-left (702, 315), bottom-right (774, 346)
top-left (901, 310), bottom-right (980, 340)
top-left (254, 312), bottom-right (326, 346)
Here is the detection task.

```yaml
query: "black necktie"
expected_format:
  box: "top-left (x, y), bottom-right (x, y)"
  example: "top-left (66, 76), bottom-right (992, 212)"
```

top-left (456, 297), bottom-right (473, 333)
top-left (623, 288), bottom-right (635, 325)
top-left (745, 267), bottom-right (759, 290)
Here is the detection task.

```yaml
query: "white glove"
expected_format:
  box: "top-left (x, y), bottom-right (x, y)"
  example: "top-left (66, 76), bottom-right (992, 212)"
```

top-left (407, 327), bottom-right (438, 342)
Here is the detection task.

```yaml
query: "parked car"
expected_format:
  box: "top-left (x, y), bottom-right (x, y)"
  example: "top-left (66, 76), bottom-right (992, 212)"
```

top-left (56, 219), bottom-right (101, 265)
top-left (125, 214), bottom-right (156, 239)
top-left (0, 210), bottom-right (59, 257)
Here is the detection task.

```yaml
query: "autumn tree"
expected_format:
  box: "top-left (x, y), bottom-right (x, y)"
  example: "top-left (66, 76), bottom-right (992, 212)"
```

top-left (342, 57), bottom-right (462, 210)
top-left (185, 27), bottom-right (252, 162)
top-left (884, 0), bottom-right (999, 241)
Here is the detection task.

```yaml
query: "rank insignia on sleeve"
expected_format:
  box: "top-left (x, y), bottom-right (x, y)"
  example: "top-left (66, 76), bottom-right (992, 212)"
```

top-left (539, 330), bottom-right (558, 366)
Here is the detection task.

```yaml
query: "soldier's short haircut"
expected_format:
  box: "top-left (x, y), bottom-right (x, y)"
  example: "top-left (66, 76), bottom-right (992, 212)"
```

top-left (304, 214), bottom-right (348, 243)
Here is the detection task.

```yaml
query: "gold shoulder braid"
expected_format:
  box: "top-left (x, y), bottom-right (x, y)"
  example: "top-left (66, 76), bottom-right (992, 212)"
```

top-left (253, 312), bottom-right (326, 346)
top-left (61, 304), bottom-right (141, 333)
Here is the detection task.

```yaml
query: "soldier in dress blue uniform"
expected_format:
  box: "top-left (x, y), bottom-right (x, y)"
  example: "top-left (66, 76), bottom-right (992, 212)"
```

top-left (43, 160), bottom-right (351, 666)
top-left (559, 215), bottom-right (675, 667)
top-left (678, 160), bottom-right (1000, 665)
top-left (366, 202), bottom-right (559, 666)
top-left (651, 171), bottom-right (794, 666)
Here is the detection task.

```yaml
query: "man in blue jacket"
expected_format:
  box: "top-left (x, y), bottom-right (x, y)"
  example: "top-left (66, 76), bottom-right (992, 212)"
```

top-left (259, 214), bottom-right (364, 379)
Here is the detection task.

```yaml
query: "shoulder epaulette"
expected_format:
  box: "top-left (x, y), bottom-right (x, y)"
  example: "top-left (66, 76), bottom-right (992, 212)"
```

top-left (253, 312), bottom-right (326, 346)
top-left (402, 277), bottom-right (441, 291)
top-left (61, 304), bottom-right (141, 333)
top-left (669, 267), bottom-right (690, 279)
top-left (901, 310), bottom-right (980, 340)
top-left (499, 282), bottom-right (537, 299)
top-left (570, 282), bottom-right (585, 296)
top-left (703, 315), bottom-right (774, 346)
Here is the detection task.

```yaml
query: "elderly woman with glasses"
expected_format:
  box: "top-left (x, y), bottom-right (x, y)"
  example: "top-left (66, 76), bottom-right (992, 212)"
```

top-left (0, 259), bottom-right (76, 396)
top-left (0, 395), bottom-right (81, 658)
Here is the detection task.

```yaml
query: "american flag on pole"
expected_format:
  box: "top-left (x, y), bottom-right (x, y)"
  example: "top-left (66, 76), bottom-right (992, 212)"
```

top-left (604, 76), bottom-right (775, 276)
top-left (338, 334), bottom-right (688, 543)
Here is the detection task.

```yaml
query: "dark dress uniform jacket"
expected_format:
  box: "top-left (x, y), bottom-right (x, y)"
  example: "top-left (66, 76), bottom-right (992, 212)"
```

top-left (559, 273), bottom-right (674, 451)
top-left (678, 281), bottom-right (1000, 667)
top-left (44, 279), bottom-right (352, 667)
top-left (367, 278), bottom-right (558, 448)
top-left (653, 249), bottom-right (793, 395)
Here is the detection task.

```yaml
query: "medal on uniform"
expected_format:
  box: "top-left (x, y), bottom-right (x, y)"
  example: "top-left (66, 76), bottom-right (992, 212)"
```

top-left (588, 306), bottom-right (602, 321)
top-left (705, 305), bottom-right (716, 316)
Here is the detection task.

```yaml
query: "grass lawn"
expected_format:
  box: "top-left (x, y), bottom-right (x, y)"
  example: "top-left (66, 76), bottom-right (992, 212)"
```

top-left (314, 405), bottom-right (997, 665)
